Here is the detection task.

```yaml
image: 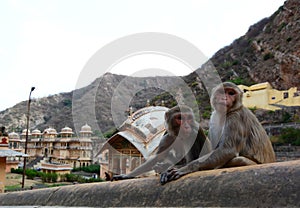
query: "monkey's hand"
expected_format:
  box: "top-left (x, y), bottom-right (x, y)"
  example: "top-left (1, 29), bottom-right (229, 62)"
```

top-left (111, 174), bottom-right (135, 181)
top-left (160, 168), bottom-right (186, 185)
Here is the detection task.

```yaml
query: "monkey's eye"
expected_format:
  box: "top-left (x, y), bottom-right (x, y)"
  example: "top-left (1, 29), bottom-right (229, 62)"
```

top-left (174, 115), bottom-right (182, 120)
top-left (227, 90), bottom-right (236, 96)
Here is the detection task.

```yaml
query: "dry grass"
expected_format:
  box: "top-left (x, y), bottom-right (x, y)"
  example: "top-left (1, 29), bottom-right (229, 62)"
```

top-left (5, 173), bottom-right (73, 192)
top-left (5, 173), bottom-right (40, 187)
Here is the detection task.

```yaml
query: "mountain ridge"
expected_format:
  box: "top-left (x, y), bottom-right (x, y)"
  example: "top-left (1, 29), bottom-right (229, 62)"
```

top-left (1, 0), bottom-right (299, 135)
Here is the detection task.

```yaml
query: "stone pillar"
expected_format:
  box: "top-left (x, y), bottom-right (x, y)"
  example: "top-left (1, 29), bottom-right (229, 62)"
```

top-left (0, 157), bottom-right (6, 193)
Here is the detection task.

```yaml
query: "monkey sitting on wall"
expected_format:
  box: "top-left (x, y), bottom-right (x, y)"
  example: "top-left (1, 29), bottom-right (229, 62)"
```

top-left (160, 82), bottom-right (276, 185)
top-left (111, 105), bottom-right (211, 181)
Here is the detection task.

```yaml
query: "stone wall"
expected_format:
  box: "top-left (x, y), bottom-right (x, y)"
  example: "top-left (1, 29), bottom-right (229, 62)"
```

top-left (0, 160), bottom-right (299, 207)
top-left (275, 145), bottom-right (300, 161)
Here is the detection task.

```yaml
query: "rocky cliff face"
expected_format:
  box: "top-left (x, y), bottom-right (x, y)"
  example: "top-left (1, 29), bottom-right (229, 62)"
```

top-left (0, 0), bottom-right (299, 135)
top-left (0, 93), bottom-right (73, 134)
top-left (209, 0), bottom-right (300, 90)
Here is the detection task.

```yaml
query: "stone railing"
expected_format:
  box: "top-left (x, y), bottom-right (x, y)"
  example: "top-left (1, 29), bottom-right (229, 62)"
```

top-left (0, 160), bottom-right (299, 207)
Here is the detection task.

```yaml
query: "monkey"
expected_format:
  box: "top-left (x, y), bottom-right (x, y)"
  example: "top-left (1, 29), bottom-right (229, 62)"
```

top-left (104, 172), bottom-right (111, 181)
top-left (111, 105), bottom-right (211, 181)
top-left (160, 82), bottom-right (276, 185)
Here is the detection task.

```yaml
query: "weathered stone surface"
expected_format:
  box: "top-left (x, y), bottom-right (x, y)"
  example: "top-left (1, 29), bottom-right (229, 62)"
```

top-left (0, 160), bottom-right (299, 207)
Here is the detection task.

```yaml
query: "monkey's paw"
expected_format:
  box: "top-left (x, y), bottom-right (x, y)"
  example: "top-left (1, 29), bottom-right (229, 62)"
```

top-left (160, 168), bottom-right (185, 185)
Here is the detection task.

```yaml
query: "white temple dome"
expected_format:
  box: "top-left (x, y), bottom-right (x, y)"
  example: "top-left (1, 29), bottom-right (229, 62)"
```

top-left (43, 127), bottom-right (58, 135)
top-left (80, 124), bottom-right (92, 133)
top-left (60, 126), bottom-right (74, 134)
top-left (8, 132), bottom-right (20, 139)
top-left (32, 129), bottom-right (41, 135)
top-left (21, 129), bottom-right (31, 136)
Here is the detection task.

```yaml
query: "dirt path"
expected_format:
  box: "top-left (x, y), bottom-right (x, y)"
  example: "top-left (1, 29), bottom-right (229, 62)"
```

top-left (5, 173), bottom-right (41, 188)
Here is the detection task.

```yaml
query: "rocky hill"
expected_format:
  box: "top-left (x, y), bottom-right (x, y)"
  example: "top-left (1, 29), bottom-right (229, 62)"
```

top-left (1, 0), bottom-right (299, 136)
top-left (207, 0), bottom-right (300, 89)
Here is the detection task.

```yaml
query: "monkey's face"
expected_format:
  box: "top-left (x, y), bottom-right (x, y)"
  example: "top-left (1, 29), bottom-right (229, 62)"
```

top-left (173, 113), bottom-right (194, 136)
top-left (213, 87), bottom-right (237, 113)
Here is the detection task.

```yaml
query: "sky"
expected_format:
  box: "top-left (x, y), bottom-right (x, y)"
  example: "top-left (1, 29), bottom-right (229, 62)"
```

top-left (0, 0), bottom-right (286, 111)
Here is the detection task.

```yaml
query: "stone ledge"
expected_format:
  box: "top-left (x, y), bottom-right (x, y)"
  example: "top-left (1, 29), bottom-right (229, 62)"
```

top-left (0, 160), bottom-right (299, 207)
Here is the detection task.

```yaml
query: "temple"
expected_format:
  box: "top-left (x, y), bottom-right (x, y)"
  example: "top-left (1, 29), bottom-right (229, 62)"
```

top-left (99, 106), bottom-right (169, 178)
top-left (6, 124), bottom-right (93, 179)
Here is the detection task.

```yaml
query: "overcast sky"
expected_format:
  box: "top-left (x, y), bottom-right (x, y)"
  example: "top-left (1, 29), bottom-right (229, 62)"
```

top-left (0, 0), bottom-right (286, 111)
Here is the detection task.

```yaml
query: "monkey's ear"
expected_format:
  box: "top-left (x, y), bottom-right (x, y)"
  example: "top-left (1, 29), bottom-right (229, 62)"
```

top-left (165, 111), bottom-right (170, 121)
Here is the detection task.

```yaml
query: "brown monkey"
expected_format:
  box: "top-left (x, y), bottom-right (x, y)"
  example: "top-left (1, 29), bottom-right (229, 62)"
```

top-left (112, 105), bottom-right (211, 181)
top-left (160, 82), bottom-right (276, 184)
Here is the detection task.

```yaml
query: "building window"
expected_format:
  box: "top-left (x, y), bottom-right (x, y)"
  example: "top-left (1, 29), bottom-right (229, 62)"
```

top-left (283, 92), bottom-right (288, 99)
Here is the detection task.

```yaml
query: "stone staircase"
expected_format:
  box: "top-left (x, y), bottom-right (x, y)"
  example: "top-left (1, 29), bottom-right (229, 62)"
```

top-left (33, 157), bottom-right (50, 170)
top-left (26, 156), bottom-right (43, 169)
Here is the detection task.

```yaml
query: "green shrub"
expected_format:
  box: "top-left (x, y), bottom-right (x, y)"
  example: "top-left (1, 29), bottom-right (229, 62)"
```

top-left (86, 177), bottom-right (104, 183)
top-left (40, 172), bottom-right (58, 183)
top-left (281, 112), bottom-right (292, 123)
top-left (40, 172), bottom-right (48, 182)
top-left (25, 169), bottom-right (37, 180)
top-left (232, 60), bottom-right (239, 65)
top-left (277, 22), bottom-right (287, 32)
top-left (248, 106), bottom-right (257, 113)
top-left (221, 61), bottom-right (233, 68)
top-left (279, 127), bottom-right (300, 145)
top-left (270, 136), bottom-right (284, 145)
top-left (64, 173), bottom-right (79, 182)
top-left (286, 37), bottom-right (292, 42)
top-left (62, 99), bottom-right (72, 107)
top-left (230, 78), bottom-right (245, 85)
top-left (191, 82), bottom-right (199, 87)
top-left (11, 168), bottom-right (40, 180)
top-left (263, 52), bottom-right (274, 61)
top-left (36, 171), bottom-right (44, 177)
top-left (202, 111), bottom-right (211, 119)
top-left (103, 128), bottom-right (117, 138)
top-left (72, 164), bottom-right (100, 173)
top-left (11, 168), bottom-right (23, 174)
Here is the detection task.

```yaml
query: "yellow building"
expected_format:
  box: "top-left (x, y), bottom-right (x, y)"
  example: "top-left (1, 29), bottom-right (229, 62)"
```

top-left (40, 162), bottom-right (72, 181)
top-left (238, 82), bottom-right (300, 110)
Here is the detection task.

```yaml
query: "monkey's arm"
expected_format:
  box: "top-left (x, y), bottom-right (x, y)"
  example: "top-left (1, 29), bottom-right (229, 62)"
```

top-left (160, 148), bottom-right (237, 184)
top-left (111, 151), bottom-right (167, 181)
top-left (199, 138), bottom-right (212, 157)
top-left (161, 120), bottom-right (243, 184)
top-left (111, 154), bottom-right (161, 181)
top-left (181, 147), bottom-right (237, 173)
